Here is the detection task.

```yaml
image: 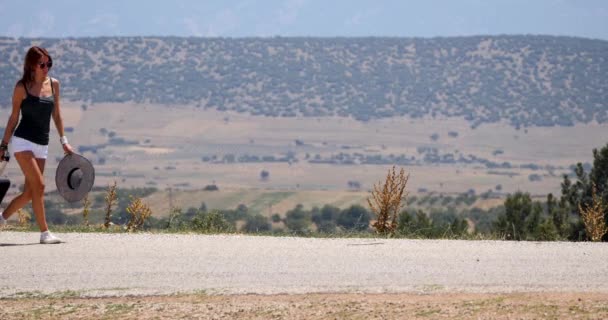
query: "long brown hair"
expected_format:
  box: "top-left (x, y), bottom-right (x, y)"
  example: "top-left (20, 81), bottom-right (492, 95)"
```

top-left (20, 46), bottom-right (52, 87)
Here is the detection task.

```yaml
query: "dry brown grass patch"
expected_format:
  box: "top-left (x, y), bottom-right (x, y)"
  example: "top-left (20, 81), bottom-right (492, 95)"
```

top-left (368, 166), bottom-right (409, 235)
top-left (17, 209), bottom-right (30, 227)
top-left (82, 193), bottom-right (91, 226)
top-left (126, 196), bottom-right (152, 232)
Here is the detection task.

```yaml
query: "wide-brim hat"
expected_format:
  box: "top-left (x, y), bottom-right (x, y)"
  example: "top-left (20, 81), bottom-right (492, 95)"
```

top-left (55, 153), bottom-right (95, 203)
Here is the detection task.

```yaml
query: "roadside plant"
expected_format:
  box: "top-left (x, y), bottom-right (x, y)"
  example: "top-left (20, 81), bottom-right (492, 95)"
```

top-left (191, 210), bottom-right (234, 233)
top-left (17, 209), bottom-right (30, 227)
top-left (579, 184), bottom-right (608, 241)
top-left (368, 166), bottom-right (409, 235)
top-left (82, 193), bottom-right (91, 226)
top-left (126, 196), bottom-right (153, 232)
top-left (167, 206), bottom-right (183, 229)
top-left (104, 181), bottom-right (117, 228)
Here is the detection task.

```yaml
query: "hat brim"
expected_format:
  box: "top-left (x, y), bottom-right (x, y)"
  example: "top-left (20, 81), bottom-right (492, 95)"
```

top-left (55, 153), bottom-right (95, 203)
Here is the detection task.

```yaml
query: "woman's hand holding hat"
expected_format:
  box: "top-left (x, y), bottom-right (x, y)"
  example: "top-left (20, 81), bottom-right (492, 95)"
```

top-left (62, 143), bottom-right (74, 155)
top-left (60, 135), bottom-right (73, 155)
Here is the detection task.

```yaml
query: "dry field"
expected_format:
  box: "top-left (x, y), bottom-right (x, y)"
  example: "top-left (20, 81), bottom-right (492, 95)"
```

top-left (1, 292), bottom-right (607, 319)
top-left (140, 187), bottom-right (512, 218)
top-left (1, 101), bottom-right (606, 204)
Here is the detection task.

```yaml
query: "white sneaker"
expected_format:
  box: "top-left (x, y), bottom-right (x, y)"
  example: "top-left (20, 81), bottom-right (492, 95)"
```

top-left (40, 231), bottom-right (62, 244)
top-left (0, 212), bottom-right (6, 227)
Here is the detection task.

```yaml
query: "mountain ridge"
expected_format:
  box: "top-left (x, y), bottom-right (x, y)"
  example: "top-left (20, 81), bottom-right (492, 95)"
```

top-left (0, 35), bottom-right (606, 128)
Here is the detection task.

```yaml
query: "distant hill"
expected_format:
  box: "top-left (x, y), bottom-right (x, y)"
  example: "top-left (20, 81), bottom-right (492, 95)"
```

top-left (0, 35), bottom-right (606, 128)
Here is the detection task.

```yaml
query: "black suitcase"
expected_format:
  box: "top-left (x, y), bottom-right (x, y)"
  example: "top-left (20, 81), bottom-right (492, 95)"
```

top-left (0, 178), bottom-right (9, 204)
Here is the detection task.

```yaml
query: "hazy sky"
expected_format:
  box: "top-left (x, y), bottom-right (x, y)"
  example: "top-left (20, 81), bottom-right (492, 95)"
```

top-left (1, 0), bottom-right (607, 40)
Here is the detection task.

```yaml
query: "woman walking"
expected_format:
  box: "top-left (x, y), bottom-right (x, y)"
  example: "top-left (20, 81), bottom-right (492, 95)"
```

top-left (0, 46), bottom-right (73, 244)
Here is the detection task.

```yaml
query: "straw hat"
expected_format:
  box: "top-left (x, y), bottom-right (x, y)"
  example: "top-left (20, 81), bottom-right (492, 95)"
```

top-left (55, 153), bottom-right (95, 202)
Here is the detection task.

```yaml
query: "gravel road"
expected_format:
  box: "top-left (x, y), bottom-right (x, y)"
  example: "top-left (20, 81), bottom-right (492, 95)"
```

top-left (1, 231), bottom-right (607, 297)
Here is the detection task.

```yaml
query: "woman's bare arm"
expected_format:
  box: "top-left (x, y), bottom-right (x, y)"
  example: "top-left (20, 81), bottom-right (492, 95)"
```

top-left (51, 78), bottom-right (74, 154)
top-left (1, 82), bottom-right (25, 147)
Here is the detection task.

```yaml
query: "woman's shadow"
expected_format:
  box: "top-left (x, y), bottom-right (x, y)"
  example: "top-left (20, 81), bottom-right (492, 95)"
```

top-left (0, 242), bottom-right (39, 246)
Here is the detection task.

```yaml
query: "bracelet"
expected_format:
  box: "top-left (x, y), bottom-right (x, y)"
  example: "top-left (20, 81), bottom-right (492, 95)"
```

top-left (60, 136), bottom-right (69, 145)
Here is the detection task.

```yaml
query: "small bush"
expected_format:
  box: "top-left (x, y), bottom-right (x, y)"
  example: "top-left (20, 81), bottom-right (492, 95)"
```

top-left (203, 184), bottom-right (219, 191)
top-left (260, 170), bottom-right (270, 181)
top-left (337, 205), bottom-right (371, 231)
top-left (191, 210), bottom-right (234, 233)
top-left (244, 215), bottom-right (271, 233)
top-left (126, 196), bottom-right (152, 232)
top-left (284, 204), bottom-right (311, 234)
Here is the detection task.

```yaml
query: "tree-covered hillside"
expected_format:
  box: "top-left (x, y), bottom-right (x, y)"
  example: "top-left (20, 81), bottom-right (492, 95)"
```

top-left (0, 35), bottom-right (606, 128)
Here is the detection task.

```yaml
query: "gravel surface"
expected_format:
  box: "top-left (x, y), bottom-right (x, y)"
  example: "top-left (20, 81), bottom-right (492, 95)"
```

top-left (1, 231), bottom-right (607, 297)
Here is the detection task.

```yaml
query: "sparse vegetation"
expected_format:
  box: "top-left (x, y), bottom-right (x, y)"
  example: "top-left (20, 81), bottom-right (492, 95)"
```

top-left (1, 36), bottom-right (606, 127)
top-left (2, 138), bottom-right (604, 243)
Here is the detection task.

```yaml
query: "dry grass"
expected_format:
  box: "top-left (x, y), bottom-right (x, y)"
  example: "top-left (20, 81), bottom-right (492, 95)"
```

top-left (104, 181), bottom-right (117, 228)
top-left (17, 209), bottom-right (30, 227)
top-left (579, 185), bottom-right (608, 241)
top-left (82, 193), bottom-right (91, 226)
top-left (32, 102), bottom-right (608, 196)
top-left (368, 166), bottom-right (409, 235)
top-left (126, 196), bottom-right (152, 232)
top-left (1, 292), bottom-right (607, 320)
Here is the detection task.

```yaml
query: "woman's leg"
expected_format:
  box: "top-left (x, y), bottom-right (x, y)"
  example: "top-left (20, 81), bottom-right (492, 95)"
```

top-left (2, 158), bottom-right (45, 220)
top-left (12, 151), bottom-right (47, 232)
top-left (2, 181), bottom-right (33, 219)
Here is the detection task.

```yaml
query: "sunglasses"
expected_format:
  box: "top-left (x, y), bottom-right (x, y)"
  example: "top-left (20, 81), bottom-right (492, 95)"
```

top-left (38, 61), bottom-right (53, 69)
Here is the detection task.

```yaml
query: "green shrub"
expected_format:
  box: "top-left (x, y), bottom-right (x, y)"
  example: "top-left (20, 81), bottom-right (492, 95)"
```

top-left (244, 215), bottom-right (271, 233)
top-left (337, 205), bottom-right (371, 231)
top-left (284, 204), bottom-right (311, 234)
top-left (191, 210), bottom-right (234, 233)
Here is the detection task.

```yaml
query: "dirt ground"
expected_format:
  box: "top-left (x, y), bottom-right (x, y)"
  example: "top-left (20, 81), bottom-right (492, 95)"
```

top-left (1, 292), bottom-right (607, 319)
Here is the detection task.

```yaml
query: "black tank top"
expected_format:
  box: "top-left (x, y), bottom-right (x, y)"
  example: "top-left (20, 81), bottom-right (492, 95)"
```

top-left (14, 79), bottom-right (55, 146)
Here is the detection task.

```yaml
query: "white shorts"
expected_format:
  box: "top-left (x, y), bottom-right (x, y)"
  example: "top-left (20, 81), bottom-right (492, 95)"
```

top-left (11, 136), bottom-right (49, 159)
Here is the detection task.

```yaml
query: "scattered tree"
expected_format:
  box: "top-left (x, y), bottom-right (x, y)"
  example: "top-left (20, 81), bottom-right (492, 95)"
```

top-left (260, 170), bottom-right (270, 181)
